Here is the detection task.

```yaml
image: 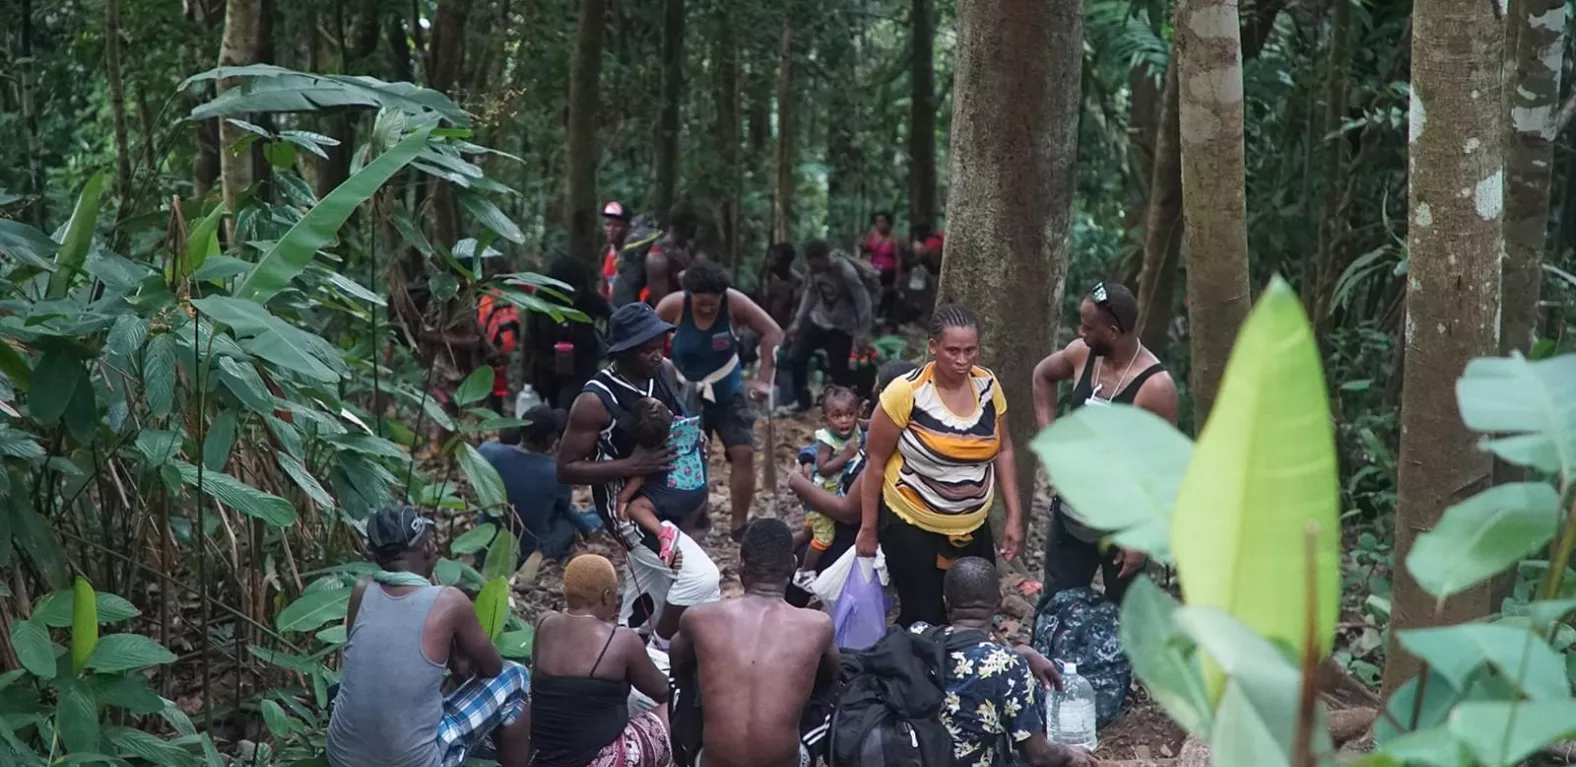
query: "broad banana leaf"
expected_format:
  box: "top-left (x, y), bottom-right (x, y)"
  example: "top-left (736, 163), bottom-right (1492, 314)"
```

top-left (475, 578), bottom-right (510, 642)
top-left (70, 577), bottom-right (98, 675)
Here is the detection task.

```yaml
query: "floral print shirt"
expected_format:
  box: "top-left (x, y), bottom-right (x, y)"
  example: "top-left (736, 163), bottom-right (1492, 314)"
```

top-left (909, 623), bottom-right (1044, 766)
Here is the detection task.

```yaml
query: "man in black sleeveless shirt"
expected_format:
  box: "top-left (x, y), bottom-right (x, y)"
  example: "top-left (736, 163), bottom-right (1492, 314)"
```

top-left (558, 303), bottom-right (723, 646)
top-left (1030, 283), bottom-right (1178, 603)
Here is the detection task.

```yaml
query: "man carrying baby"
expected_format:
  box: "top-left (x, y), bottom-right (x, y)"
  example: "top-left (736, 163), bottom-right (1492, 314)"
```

top-left (559, 303), bottom-right (723, 650)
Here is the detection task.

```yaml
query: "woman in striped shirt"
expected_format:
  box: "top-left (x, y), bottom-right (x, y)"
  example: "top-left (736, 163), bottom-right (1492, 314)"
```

top-left (856, 305), bottom-right (1026, 627)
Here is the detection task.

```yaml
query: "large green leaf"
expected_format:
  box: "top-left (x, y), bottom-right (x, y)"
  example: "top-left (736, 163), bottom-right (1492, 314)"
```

top-left (184, 66), bottom-right (469, 125)
top-left (182, 204), bottom-right (226, 280)
top-left (276, 452), bottom-right (335, 509)
top-left (46, 172), bottom-right (108, 299)
top-left (33, 590), bottom-right (141, 627)
top-left (1405, 482), bottom-right (1562, 599)
top-left (105, 726), bottom-right (199, 767)
top-left (276, 588), bottom-right (351, 633)
top-left (203, 409), bottom-right (238, 470)
top-left (1030, 404), bottom-right (1193, 559)
top-left (215, 356), bottom-right (277, 413)
top-left (190, 296), bottom-right (340, 382)
top-left (451, 523), bottom-right (498, 555)
top-left (458, 443), bottom-right (509, 510)
top-left (105, 315), bottom-right (148, 357)
top-left (176, 461), bottom-right (298, 527)
top-left (1119, 577), bottom-right (1212, 736)
top-left (235, 127), bottom-right (433, 304)
top-left (8, 619), bottom-right (57, 679)
top-left (70, 577), bottom-right (98, 675)
top-left (13, 501), bottom-right (67, 589)
top-left (143, 334), bottom-right (179, 419)
top-left (28, 347), bottom-right (85, 424)
top-left (0, 217), bottom-right (59, 272)
top-left (1446, 700), bottom-right (1576, 767)
top-left (1455, 354), bottom-right (1576, 475)
top-left (1397, 623), bottom-right (1570, 701)
top-left (455, 367), bottom-right (495, 407)
top-left (55, 681), bottom-right (99, 753)
top-left (497, 627), bottom-right (534, 660)
top-left (458, 191), bottom-right (526, 244)
top-left (1170, 277), bottom-right (1340, 696)
top-left (85, 634), bottom-right (177, 672)
top-left (475, 578), bottom-right (510, 642)
top-left (482, 529), bottom-right (519, 581)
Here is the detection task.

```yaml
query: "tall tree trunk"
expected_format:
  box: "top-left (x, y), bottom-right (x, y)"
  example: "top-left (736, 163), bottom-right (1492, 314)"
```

top-left (1175, 0), bottom-right (1252, 424)
top-left (938, 0), bottom-right (1081, 520)
top-left (20, 0), bottom-right (45, 225)
top-left (908, 0), bottom-right (937, 230)
top-left (1124, 63), bottom-right (1161, 252)
top-left (772, 21), bottom-right (795, 244)
top-left (1380, 0), bottom-right (1505, 700)
top-left (1135, 61), bottom-right (1183, 351)
top-left (748, 61), bottom-right (772, 159)
top-left (714, 8), bottom-right (741, 271)
top-left (654, 0), bottom-right (685, 215)
top-left (218, 0), bottom-right (263, 239)
top-left (565, 0), bottom-right (607, 263)
top-left (426, 0), bottom-right (470, 249)
top-left (105, 0), bottom-right (134, 216)
top-left (825, 7), bottom-right (859, 244)
top-left (1307, 0), bottom-right (1352, 321)
top-left (1503, 0), bottom-right (1566, 355)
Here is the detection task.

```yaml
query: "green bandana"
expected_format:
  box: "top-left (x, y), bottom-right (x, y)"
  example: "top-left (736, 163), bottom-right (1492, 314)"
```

top-left (372, 571), bottom-right (433, 587)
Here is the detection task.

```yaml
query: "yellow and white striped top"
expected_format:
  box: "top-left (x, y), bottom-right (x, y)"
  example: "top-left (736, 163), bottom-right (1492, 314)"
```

top-left (878, 363), bottom-right (1007, 535)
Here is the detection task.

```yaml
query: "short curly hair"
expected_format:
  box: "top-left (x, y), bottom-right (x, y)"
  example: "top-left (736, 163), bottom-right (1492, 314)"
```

top-left (681, 259), bottom-right (731, 296)
top-left (630, 397), bottom-right (674, 449)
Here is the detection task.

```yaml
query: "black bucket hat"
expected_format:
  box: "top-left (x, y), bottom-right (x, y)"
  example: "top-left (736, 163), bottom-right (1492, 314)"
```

top-left (605, 303), bottom-right (674, 356)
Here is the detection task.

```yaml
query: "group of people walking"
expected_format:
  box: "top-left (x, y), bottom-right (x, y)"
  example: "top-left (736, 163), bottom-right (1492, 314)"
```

top-left (328, 202), bottom-right (1182, 766)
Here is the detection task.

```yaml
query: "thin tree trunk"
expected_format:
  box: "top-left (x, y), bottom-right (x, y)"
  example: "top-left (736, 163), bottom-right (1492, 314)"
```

top-left (714, 8), bottom-right (741, 271)
top-left (565, 0), bottom-right (608, 263)
top-left (1175, 0), bottom-right (1252, 423)
top-left (218, 0), bottom-right (263, 239)
top-left (772, 21), bottom-right (795, 244)
top-left (654, 0), bottom-right (685, 215)
top-left (938, 0), bottom-right (1081, 521)
top-left (748, 61), bottom-right (772, 159)
top-left (1503, 0), bottom-right (1566, 355)
top-left (1308, 0), bottom-right (1352, 321)
top-left (908, 0), bottom-right (937, 230)
top-left (105, 0), bottom-right (134, 216)
top-left (1124, 63), bottom-right (1161, 252)
top-left (1380, 0), bottom-right (1505, 700)
top-left (20, 0), bottom-right (45, 225)
top-left (1135, 61), bottom-right (1183, 351)
top-left (426, 0), bottom-right (470, 249)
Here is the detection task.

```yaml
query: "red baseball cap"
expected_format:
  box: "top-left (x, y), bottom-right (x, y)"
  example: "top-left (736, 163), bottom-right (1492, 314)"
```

top-left (601, 201), bottom-right (627, 219)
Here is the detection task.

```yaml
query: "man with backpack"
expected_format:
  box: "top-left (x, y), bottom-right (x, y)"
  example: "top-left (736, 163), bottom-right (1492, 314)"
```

top-left (782, 239), bottom-right (875, 414)
top-left (669, 520), bottom-right (840, 767)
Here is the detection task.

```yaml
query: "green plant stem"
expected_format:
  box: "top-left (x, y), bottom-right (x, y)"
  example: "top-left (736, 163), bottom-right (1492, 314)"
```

top-left (1537, 488), bottom-right (1576, 601)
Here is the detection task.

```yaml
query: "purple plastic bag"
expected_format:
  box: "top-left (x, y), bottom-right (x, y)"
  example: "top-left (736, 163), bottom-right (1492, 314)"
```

top-left (831, 557), bottom-right (887, 650)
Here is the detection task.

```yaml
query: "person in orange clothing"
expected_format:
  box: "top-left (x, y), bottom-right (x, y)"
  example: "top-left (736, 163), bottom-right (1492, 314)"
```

top-left (600, 201), bottom-right (631, 299)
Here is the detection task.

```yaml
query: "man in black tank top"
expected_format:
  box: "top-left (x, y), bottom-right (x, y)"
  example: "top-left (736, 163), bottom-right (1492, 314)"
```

top-left (558, 303), bottom-right (723, 647)
top-left (1029, 283), bottom-right (1178, 604)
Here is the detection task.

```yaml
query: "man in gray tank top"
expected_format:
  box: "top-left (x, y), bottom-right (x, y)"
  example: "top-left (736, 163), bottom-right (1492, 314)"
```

top-left (326, 505), bottom-right (531, 767)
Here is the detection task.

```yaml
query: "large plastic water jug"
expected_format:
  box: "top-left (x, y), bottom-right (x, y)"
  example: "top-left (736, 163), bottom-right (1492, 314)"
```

top-left (1049, 662), bottom-right (1099, 751)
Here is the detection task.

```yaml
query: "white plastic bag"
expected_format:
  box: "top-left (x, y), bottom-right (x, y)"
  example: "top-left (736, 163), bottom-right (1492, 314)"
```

top-left (627, 646), bottom-right (670, 715)
top-left (810, 545), bottom-right (887, 607)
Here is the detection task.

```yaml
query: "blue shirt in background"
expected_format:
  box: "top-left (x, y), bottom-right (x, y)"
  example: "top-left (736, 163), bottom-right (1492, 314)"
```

top-left (478, 441), bottom-right (580, 559)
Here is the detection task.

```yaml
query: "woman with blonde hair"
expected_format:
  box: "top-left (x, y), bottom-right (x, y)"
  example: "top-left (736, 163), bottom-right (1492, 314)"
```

top-left (529, 554), bottom-right (672, 767)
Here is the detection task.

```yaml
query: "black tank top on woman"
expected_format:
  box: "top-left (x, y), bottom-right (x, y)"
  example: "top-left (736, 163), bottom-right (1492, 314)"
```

top-left (528, 623), bottom-right (631, 767)
top-left (1057, 352), bottom-right (1167, 542)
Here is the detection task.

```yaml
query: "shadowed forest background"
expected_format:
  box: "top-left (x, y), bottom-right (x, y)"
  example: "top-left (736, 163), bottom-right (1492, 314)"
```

top-left (3, 0), bottom-right (1576, 763)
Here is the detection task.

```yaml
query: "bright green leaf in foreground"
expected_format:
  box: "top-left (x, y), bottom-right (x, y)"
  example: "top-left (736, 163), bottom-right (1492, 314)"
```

top-left (235, 127), bottom-right (433, 305)
top-left (1118, 577), bottom-right (1213, 736)
top-left (1405, 482), bottom-right (1561, 599)
top-left (86, 634), bottom-right (177, 672)
top-left (46, 172), bottom-right (108, 299)
top-left (1170, 277), bottom-right (1340, 697)
top-left (1446, 700), bottom-right (1576, 767)
top-left (276, 588), bottom-right (351, 633)
top-left (1455, 354), bottom-right (1576, 475)
top-left (69, 577), bottom-right (98, 675)
top-left (452, 523), bottom-right (498, 555)
top-left (1397, 623), bottom-right (1570, 701)
top-left (459, 443), bottom-right (510, 511)
top-left (475, 578), bottom-right (510, 642)
top-left (9, 619), bottom-right (57, 679)
top-left (1030, 405), bottom-right (1192, 559)
top-left (455, 367), bottom-right (496, 407)
top-left (497, 627), bottom-right (535, 660)
top-left (482, 529), bottom-right (520, 582)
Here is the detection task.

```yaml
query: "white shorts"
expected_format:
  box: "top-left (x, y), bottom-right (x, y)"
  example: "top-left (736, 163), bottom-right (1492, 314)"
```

top-left (614, 519), bottom-right (721, 626)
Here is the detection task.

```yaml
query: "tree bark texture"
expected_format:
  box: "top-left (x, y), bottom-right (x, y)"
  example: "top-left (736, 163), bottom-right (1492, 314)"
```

top-left (1124, 63), bottom-right (1161, 253)
top-left (565, 0), bottom-right (608, 263)
top-left (654, 0), bottom-right (685, 216)
top-left (1380, 0), bottom-right (1505, 701)
top-left (938, 0), bottom-right (1082, 521)
top-left (772, 21), bottom-right (795, 244)
top-left (714, 9), bottom-right (741, 271)
top-left (1175, 0), bottom-right (1252, 424)
top-left (426, 0), bottom-right (470, 250)
top-left (1308, 0), bottom-right (1352, 321)
top-left (218, 0), bottom-right (263, 238)
top-left (1503, 0), bottom-right (1566, 355)
top-left (909, 0), bottom-right (937, 230)
top-left (105, 0), bottom-right (134, 214)
top-left (1135, 61), bottom-right (1183, 351)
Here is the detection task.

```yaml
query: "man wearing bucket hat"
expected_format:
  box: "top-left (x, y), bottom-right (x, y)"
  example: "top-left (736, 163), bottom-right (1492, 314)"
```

top-left (600, 201), bottom-right (630, 300)
top-left (558, 303), bottom-right (723, 649)
top-left (327, 505), bottom-right (531, 767)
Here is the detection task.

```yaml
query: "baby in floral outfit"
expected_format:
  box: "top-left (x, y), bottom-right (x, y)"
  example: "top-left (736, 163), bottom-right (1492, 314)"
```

top-left (617, 397), bottom-right (709, 569)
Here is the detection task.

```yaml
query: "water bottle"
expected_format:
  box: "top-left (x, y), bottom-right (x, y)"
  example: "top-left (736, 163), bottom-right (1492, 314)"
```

top-left (1049, 662), bottom-right (1099, 750)
top-left (514, 385), bottom-right (543, 419)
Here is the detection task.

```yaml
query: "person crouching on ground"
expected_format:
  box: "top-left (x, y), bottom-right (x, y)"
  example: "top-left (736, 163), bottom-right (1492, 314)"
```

top-left (557, 303), bottom-right (722, 650)
top-left (913, 557), bottom-right (1096, 767)
top-left (529, 554), bottom-right (672, 767)
top-left (326, 505), bottom-right (531, 767)
top-left (616, 397), bottom-right (708, 570)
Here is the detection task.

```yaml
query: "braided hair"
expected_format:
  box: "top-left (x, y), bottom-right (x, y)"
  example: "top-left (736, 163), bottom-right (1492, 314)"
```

top-left (817, 383), bottom-right (859, 413)
top-left (928, 304), bottom-right (979, 340)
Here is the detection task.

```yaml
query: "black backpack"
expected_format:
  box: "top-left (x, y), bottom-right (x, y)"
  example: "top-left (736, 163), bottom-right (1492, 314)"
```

top-left (610, 213), bottom-right (665, 306)
top-left (827, 626), bottom-right (974, 767)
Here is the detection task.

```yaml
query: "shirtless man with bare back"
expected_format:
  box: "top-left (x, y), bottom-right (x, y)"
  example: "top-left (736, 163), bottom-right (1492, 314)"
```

top-left (670, 519), bottom-right (840, 767)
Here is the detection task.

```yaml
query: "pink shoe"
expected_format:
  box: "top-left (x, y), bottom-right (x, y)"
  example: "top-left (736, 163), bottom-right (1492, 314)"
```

top-left (658, 526), bottom-right (680, 567)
